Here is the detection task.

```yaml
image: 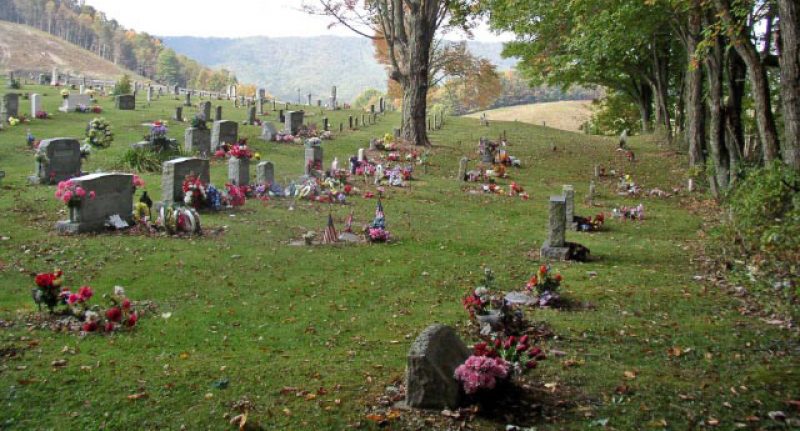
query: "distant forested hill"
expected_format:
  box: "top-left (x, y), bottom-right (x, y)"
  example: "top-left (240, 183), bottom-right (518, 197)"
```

top-left (162, 36), bottom-right (517, 102)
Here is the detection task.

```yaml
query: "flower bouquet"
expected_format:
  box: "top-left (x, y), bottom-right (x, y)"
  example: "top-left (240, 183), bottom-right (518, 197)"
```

top-left (365, 200), bottom-right (390, 243)
top-left (32, 270), bottom-right (65, 312)
top-left (454, 355), bottom-right (509, 395)
top-left (158, 204), bottom-right (202, 235)
top-left (182, 174), bottom-right (208, 209)
top-left (228, 140), bottom-right (253, 160)
top-left (54, 180), bottom-right (96, 207)
top-left (613, 204), bottom-right (645, 221)
top-left (147, 120), bottom-right (175, 152)
top-left (85, 117), bottom-right (113, 149)
top-left (35, 111), bottom-right (50, 120)
top-left (525, 265), bottom-right (562, 307)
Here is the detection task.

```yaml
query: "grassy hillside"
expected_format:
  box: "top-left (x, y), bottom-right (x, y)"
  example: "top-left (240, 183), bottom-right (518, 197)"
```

top-left (0, 81), bottom-right (797, 430)
top-left (467, 100), bottom-right (594, 133)
top-left (0, 21), bottom-right (143, 80)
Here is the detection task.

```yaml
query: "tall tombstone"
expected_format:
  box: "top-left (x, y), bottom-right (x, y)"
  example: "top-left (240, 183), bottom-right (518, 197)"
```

top-left (38, 74), bottom-right (48, 85)
top-left (348, 115), bottom-right (353, 129)
top-left (199, 101), bottom-right (212, 121)
top-left (562, 185), bottom-right (576, 228)
top-left (272, 99), bottom-right (277, 111)
top-left (457, 156), bottom-right (468, 182)
top-left (55, 173), bottom-right (134, 234)
top-left (394, 128), bottom-right (401, 139)
top-left (146, 86), bottom-right (153, 103)
top-left (161, 158), bottom-right (210, 205)
top-left (59, 94), bottom-right (91, 113)
top-left (30, 94), bottom-right (42, 117)
top-left (370, 104), bottom-right (375, 114)
top-left (322, 117), bottom-right (329, 131)
top-left (32, 138), bottom-right (82, 184)
top-left (540, 196), bottom-right (570, 260)
top-left (79, 84), bottom-right (85, 95)
top-left (405, 324), bottom-right (470, 409)
top-left (115, 94), bottom-right (135, 110)
top-left (257, 88), bottom-right (266, 100)
top-left (278, 109), bottom-right (285, 123)
top-left (304, 144), bottom-right (323, 176)
top-left (2, 93), bottom-right (19, 119)
top-left (51, 68), bottom-right (59, 86)
top-left (285, 111), bottom-right (304, 134)
top-left (379, 97), bottom-right (385, 113)
top-left (358, 148), bottom-right (366, 162)
top-left (360, 114), bottom-right (366, 127)
top-left (256, 161), bottom-right (275, 185)
top-left (184, 92), bottom-right (192, 107)
top-left (215, 106), bottom-right (223, 122)
top-left (184, 127), bottom-right (211, 155)
top-left (247, 106), bottom-right (256, 125)
top-left (260, 122), bottom-right (277, 142)
top-left (211, 120), bottom-right (238, 149)
top-left (257, 99), bottom-right (264, 115)
top-left (317, 99), bottom-right (322, 107)
top-left (228, 156), bottom-right (250, 186)
top-left (174, 106), bottom-right (183, 122)
top-left (307, 94), bottom-right (312, 106)
top-left (587, 181), bottom-right (596, 205)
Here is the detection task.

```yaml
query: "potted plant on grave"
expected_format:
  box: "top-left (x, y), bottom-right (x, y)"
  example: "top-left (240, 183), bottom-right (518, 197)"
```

top-left (525, 265), bottom-right (562, 307)
top-left (364, 199), bottom-right (390, 243)
top-left (463, 267), bottom-right (506, 331)
top-left (147, 120), bottom-right (176, 152)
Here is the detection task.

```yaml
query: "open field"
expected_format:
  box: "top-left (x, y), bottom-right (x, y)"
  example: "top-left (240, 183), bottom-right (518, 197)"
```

top-left (466, 101), bottom-right (594, 133)
top-left (0, 84), bottom-right (797, 430)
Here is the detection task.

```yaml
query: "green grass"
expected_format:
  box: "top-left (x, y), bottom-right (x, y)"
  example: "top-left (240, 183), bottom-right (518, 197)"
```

top-left (0, 83), bottom-right (798, 430)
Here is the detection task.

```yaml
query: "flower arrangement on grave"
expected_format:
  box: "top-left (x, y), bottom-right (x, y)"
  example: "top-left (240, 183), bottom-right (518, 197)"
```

top-left (453, 355), bottom-right (509, 395)
top-left (365, 199), bottom-right (390, 242)
top-left (576, 213), bottom-right (605, 232)
top-left (473, 335), bottom-right (547, 375)
top-left (60, 89), bottom-right (70, 99)
top-left (35, 111), bottom-right (50, 120)
top-left (275, 132), bottom-right (295, 143)
top-left (158, 205), bottom-right (202, 235)
top-left (32, 270), bottom-right (65, 312)
top-left (85, 117), bottom-right (114, 149)
top-left (225, 183), bottom-right (247, 207)
top-left (463, 268), bottom-right (502, 319)
top-left (613, 204), bottom-right (645, 221)
top-left (80, 144), bottom-right (92, 159)
top-left (525, 265), bottom-right (562, 307)
top-left (228, 140), bottom-right (253, 160)
top-left (147, 120), bottom-right (172, 151)
top-left (507, 182), bottom-right (530, 199)
top-left (182, 173), bottom-right (209, 209)
top-left (31, 273), bottom-right (141, 334)
top-left (54, 180), bottom-right (96, 207)
top-left (7, 116), bottom-right (28, 126)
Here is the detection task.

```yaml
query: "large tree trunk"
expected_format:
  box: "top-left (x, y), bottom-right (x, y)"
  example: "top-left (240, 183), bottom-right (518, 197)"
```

top-left (703, 33), bottom-right (731, 194)
top-left (714, 0), bottom-right (781, 164)
top-left (631, 81), bottom-right (653, 133)
top-left (399, 5), bottom-right (435, 147)
top-left (725, 47), bottom-right (746, 174)
top-left (778, 0), bottom-right (800, 169)
top-left (684, 6), bottom-right (706, 168)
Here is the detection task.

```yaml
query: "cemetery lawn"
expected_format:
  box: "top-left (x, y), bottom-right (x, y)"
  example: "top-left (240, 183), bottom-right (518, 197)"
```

top-left (1, 85), bottom-right (798, 430)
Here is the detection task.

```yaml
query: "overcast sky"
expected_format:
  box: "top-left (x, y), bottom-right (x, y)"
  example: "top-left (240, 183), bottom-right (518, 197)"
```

top-left (83, 0), bottom-right (510, 41)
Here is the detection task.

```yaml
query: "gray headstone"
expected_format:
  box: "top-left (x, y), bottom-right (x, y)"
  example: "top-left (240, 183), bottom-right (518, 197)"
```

top-left (116, 94), bottom-right (135, 110)
top-left (256, 161), bottom-right (275, 185)
top-left (56, 173), bottom-right (134, 234)
top-left (146, 86), bottom-right (153, 102)
top-left (184, 92), bottom-right (192, 107)
top-left (358, 148), bottom-right (366, 162)
top-left (51, 67), bottom-right (59, 86)
top-left (199, 101), bottom-right (212, 121)
top-left (184, 127), bottom-right (211, 155)
top-left (248, 106), bottom-right (256, 125)
top-left (587, 181), bottom-right (596, 204)
top-left (405, 324), bottom-right (470, 409)
top-left (322, 117), bottom-right (329, 131)
top-left (540, 196), bottom-right (569, 260)
top-left (38, 74), bottom-right (48, 85)
top-left (285, 111), bottom-right (304, 134)
top-left (260, 122), bottom-right (277, 142)
top-left (215, 106), bottom-right (223, 122)
top-left (59, 94), bottom-right (91, 113)
top-left (33, 138), bottom-right (82, 184)
top-left (304, 145), bottom-right (323, 176)
top-left (161, 158), bottom-right (210, 206)
top-left (228, 157), bottom-right (250, 186)
top-left (394, 128), bottom-right (401, 139)
top-left (30, 94), bottom-right (42, 117)
top-left (563, 185), bottom-right (575, 228)
top-left (2, 93), bottom-right (19, 119)
top-left (174, 106), bottom-right (183, 122)
top-left (211, 120), bottom-right (238, 149)
top-left (457, 157), bottom-right (468, 182)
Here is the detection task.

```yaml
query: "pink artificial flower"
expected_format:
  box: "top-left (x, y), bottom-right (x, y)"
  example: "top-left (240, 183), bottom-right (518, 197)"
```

top-left (78, 286), bottom-right (93, 300)
top-left (132, 175), bottom-right (145, 188)
top-left (121, 298), bottom-right (131, 310)
top-left (126, 313), bottom-right (138, 327)
top-left (89, 191), bottom-right (96, 199)
top-left (68, 293), bottom-right (80, 304)
top-left (104, 322), bottom-right (115, 332)
top-left (62, 191), bottom-right (73, 202)
top-left (75, 187), bottom-right (86, 198)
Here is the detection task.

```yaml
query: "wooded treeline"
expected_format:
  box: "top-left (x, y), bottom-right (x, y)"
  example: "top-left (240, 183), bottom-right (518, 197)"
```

top-left (0, 0), bottom-right (237, 91)
top-left (487, 0), bottom-right (799, 195)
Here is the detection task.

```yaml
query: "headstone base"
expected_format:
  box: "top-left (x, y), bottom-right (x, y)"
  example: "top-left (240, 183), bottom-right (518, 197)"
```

top-left (540, 242), bottom-right (571, 261)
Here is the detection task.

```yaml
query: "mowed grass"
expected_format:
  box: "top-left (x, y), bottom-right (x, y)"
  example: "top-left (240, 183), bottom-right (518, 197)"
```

top-left (0, 82), bottom-right (798, 430)
top-left (466, 100), bottom-right (593, 133)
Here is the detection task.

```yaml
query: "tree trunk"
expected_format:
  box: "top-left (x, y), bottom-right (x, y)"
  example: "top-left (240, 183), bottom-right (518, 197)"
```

top-left (633, 82), bottom-right (653, 133)
top-left (725, 47), bottom-right (746, 173)
top-left (778, 0), bottom-right (800, 169)
top-left (703, 34), bottom-right (731, 193)
top-left (714, 0), bottom-right (780, 163)
top-left (684, 7), bottom-right (705, 168)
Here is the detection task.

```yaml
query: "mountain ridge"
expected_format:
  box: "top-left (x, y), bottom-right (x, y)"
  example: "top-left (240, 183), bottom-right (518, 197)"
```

top-left (161, 35), bottom-right (516, 102)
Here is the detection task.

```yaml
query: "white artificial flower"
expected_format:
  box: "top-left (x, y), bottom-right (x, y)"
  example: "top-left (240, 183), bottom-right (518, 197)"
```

top-left (84, 311), bottom-right (98, 322)
top-left (114, 286), bottom-right (125, 296)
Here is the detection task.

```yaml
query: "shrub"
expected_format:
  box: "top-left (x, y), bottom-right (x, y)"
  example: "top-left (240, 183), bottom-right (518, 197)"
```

top-left (116, 147), bottom-right (188, 173)
top-left (113, 74), bottom-right (132, 96)
top-left (581, 92), bottom-right (641, 136)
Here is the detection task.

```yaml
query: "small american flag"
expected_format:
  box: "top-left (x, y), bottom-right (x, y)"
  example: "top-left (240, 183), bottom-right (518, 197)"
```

top-left (375, 199), bottom-right (385, 219)
top-left (322, 213), bottom-right (338, 244)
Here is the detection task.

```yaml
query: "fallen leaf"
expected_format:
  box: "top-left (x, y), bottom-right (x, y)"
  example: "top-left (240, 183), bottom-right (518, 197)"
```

top-left (127, 392), bottom-right (148, 400)
top-left (624, 370), bottom-right (637, 380)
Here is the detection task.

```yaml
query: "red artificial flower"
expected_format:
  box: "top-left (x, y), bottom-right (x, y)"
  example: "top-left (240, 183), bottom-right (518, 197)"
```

top-left (539, 265), bottom-right (548, 274)
top-left (126, 313), bottom-right (138, 327)
top-left (67, 293), bottom-right (80, 304)
top-left (106, 307), bottom-right (122, 322)
top-left (121, 299), bottom-right (131, 310)
top-left (519, 335), bottom-right (529, 345)
top-left (525, 360), bottom-right (538, 369)
top-left (78, 286), bottom-right (93, 300)
top-left (35, 273), bottom-right (55, 288)
top-left (555, 274), bottom-right (563, 282)
top-left (82, 321), bottom-right (98, 332)
top-left (105, 322), bottom-right (115, 332)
